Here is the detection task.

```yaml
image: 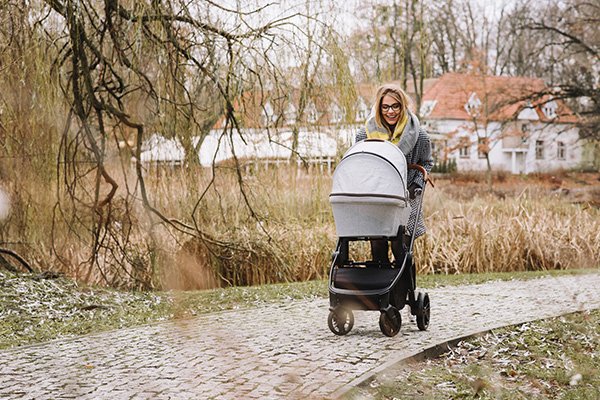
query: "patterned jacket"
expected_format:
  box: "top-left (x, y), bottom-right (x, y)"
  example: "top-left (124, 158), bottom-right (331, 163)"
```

top-left (355, 124), bottom-right (433, 238)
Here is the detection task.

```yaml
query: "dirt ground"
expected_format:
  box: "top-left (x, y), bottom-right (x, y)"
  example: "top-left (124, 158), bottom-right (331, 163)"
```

top-left (432, 171), bottom-right (600, 206)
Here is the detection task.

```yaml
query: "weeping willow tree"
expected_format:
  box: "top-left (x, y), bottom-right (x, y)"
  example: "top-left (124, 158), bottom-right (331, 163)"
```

top-left (0, 0), bottom-right (360, 288)
top-left (0, 0), bottom-right (320, 288)
top-left (0, 1), bottom-right (66, 273)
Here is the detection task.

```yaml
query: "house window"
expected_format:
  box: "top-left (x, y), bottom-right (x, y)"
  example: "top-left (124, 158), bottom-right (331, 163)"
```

top-left (355, 97), bottom-right (369, 122)
top-left (306, 102), bottom-right (319, 124)
top-left (478, 137), bottom-right (489, 159)
top-left (330, 103), bottom-right (343, 124)
top-left (420, 100), bottom-right (437, 117)
top-left (542, 100), bottom-right (558, 119)
top-left (557, 141), bottom-right (566, 160)
top-left (521, 123), bottom-right (530, 145)
top-left (285, 103), bottom-right (297, 125)
top-left (459, 146), bottom-right (470, 158)
top-left (458, 137), bottom-right (470, 159)
top-left (430, 139), bottom-right (447, 161)
top-left (464, 92), bottom-right (482, 117)
top-left (535, 140), bottom-right (545, 160)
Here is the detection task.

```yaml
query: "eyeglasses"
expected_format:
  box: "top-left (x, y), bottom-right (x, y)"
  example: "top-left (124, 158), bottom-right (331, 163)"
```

top-left (381, 103), bottom-right (402, 112)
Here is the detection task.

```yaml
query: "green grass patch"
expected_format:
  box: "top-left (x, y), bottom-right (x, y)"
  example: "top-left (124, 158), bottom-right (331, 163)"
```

top-left (0, 268), bottom-right (597, 350)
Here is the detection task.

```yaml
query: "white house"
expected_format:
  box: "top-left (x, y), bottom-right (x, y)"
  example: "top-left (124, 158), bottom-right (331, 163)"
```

top-left (138, 128), bottom-right (347, 173)
top-left (421, 73), bottom-right (584, 174)
top-left (139, 133), bottom-right (185, 164)
top-left (138, 74), bottom-right (591, 174)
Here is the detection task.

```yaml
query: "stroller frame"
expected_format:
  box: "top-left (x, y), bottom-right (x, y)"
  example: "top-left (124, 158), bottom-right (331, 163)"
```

top-left (328, 164), bottom-right (431, 337)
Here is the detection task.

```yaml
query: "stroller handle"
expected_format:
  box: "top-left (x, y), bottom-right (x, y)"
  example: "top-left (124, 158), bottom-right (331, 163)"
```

top-left (408, 164), bottom-right (434, 188)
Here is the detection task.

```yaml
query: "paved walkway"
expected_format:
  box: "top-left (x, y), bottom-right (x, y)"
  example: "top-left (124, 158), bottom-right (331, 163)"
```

top-left (1, 273), bottom-right (600, 400)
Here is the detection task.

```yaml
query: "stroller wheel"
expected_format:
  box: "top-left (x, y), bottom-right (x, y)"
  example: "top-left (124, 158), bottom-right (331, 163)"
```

top-left (328, 308), bottom-right (354, 335)
top-left (416, 292), bottom-right (430, 331)
top-left (379, 308), bottom-right (402, 337)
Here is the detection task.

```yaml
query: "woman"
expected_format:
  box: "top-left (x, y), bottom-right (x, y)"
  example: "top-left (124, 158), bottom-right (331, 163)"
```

top-left (355, 83), bottom-right (433, 265)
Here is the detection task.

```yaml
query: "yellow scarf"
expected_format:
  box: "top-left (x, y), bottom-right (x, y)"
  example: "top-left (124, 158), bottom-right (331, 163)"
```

top-left (366, 112), bottom-right (409, 145)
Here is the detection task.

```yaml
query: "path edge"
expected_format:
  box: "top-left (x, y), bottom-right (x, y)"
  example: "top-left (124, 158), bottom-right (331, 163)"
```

top-left (330, 308), bottom-right (595, 399)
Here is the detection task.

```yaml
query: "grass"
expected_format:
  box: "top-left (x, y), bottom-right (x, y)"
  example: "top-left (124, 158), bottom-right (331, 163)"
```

top-left (2, 164), bottom-right (599, 290)
top-left (346, 309), bottom-right (600, 399)
top-left (0, 267), bottom-right (597, 350)
top-left (417, 183), bottom-right (600, 275)
top-left (144, 168), bottom-right (600, 286)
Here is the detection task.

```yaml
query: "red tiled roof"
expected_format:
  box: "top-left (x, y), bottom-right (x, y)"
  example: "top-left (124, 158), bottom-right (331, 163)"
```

top-left (213, 85), bottom-right (373, 130)
top-left (422, 73), bottom-right (578, 123)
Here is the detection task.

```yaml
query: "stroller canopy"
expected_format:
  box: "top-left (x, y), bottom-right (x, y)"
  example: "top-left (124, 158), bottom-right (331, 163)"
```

top-left (329, 139), bottom-right (410, 238)
top-left (331, 139), bottom-right (408, 199)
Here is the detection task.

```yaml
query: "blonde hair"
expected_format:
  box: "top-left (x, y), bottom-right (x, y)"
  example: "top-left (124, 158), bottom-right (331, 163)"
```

top-left (374, 83), bottom-right (411, 134)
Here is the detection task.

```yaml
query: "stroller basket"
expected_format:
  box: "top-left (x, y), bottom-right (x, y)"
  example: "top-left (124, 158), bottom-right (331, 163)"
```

top-left (332, 267), bottom-right (398, 290)
top-left (329, 140), bottom-right (410, 238)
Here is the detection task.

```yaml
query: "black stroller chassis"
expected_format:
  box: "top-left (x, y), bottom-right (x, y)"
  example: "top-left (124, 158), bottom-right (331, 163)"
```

top-left (327, 139), bottom-right (432, 337)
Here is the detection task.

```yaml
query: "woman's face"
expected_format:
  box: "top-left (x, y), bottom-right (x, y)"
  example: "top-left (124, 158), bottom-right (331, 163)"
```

top-left (381, 94), bottom-right (402, 126)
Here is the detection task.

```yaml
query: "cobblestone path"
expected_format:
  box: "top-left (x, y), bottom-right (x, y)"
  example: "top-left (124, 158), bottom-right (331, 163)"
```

top-left (1, 273), bottom-right (599, 400)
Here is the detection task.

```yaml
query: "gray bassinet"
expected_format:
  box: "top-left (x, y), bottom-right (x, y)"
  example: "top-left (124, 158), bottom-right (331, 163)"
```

top-left (329, 140), bottom-right (410, 238)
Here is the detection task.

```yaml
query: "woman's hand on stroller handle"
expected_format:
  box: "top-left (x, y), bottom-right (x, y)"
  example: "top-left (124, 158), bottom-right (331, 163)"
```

top-left (408, 163), bottom-right (435, 189)
top-left (408, 182), bottom-right (422, 199)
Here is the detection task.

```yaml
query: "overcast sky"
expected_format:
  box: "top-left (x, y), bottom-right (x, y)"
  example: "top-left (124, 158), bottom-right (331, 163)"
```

top-left (214, 0), bottom-right (518, 37)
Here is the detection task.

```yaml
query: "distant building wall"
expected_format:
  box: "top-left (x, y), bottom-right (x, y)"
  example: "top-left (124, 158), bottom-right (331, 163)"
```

top-left (427, 119), bottom-right (583, 173)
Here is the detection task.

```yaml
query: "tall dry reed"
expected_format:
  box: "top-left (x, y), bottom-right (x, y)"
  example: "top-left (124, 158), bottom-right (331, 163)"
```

top-left (4, 161), bottom-right (600, 289)
top-left (145, 166), bottom-right (600, 289)
top-left (416, 185), bottom-right (600, 274)
top-left (142, 164), bottom-right (336, 288)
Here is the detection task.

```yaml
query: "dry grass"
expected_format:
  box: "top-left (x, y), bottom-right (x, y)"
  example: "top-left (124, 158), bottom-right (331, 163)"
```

top-left (417, 186), bottom-right (600, 275)
top-left (143, 167), bottom-right (600, 288)
top-left (348, 309), bottom-right (600, 399)
top-left (2, 163), bottom-right (599, 289)
top-left (142, 165), bottom-right (336, 288)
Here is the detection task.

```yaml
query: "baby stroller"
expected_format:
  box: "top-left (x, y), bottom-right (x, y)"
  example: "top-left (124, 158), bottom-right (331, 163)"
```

top-left (327, 139), bottom-right (431, 337)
